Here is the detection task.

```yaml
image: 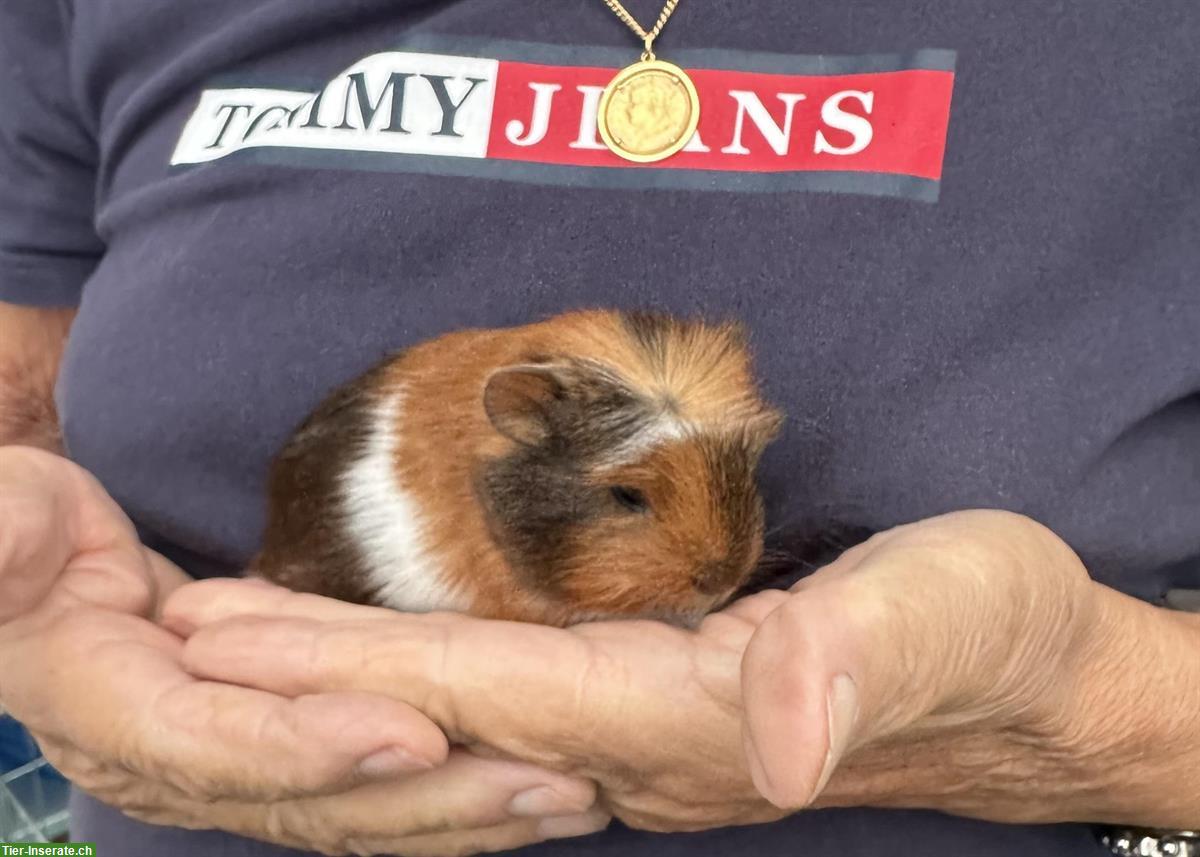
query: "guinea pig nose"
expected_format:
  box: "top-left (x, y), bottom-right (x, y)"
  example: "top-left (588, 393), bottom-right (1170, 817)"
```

top-left (692, 560), bottom-right (738, 595)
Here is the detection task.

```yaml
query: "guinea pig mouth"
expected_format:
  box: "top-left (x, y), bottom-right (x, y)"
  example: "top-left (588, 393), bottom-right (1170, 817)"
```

top-left (652, 594), bottom-right (735, 630)
top-left (619, 607), bottom-right (705, 630)
top-left (565, 589), bottom-right (739, 629)
top-left (670, 610), bottom-right (710, 631)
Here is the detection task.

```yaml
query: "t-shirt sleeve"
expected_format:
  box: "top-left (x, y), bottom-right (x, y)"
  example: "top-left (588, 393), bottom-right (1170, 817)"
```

top-left (0, 2), bottom-right (103, 308)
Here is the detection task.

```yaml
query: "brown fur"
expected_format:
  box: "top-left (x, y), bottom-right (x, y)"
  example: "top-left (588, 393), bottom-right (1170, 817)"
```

top-left (255, 309), bottom-right (781, 626)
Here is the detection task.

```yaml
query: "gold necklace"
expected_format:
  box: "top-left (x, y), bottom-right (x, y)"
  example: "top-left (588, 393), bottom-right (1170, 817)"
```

top-left (596, 0), bottom-right (700, 163)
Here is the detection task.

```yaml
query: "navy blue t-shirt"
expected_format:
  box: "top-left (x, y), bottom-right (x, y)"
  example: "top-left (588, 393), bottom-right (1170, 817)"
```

top-left (2, 1), bottom-right (1199, 855)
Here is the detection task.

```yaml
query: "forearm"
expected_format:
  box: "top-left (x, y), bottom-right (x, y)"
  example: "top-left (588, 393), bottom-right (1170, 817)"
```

top-left (1054, 582), bottom-right (1200, 827)
top-left (0, 303), bottom-right (75, 451)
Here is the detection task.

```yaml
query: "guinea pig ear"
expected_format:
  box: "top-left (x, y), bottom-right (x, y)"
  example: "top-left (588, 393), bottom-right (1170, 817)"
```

top-left (483, 364), bottom-right (572, 446)
top-left (745, 408), bottom-right (785, 458)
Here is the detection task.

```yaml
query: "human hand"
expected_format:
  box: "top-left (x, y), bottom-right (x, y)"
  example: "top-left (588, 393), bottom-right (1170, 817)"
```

top-left (163, 575), bottom-right (794, 832)
top-left (166, 506), bottom-right (1164, 834)
top-left (741, 509), bottom-right (1128, 822)
top-left (167, 505), bottom-right (1200, 832)
top-left (0, 446), bottom-right (607, 855)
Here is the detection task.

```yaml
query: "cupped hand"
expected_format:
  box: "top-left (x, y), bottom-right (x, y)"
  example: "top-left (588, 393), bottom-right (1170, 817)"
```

top-left (166, 508), bottom-right (1114, 833)
top-left (163, 576), bottom-right (794, 832)
top-left (0, 447), bottom-right (606, 856)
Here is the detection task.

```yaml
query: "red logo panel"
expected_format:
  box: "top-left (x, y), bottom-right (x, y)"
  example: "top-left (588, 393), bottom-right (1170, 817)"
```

top-left (488, 61), bottom-right (955, 180)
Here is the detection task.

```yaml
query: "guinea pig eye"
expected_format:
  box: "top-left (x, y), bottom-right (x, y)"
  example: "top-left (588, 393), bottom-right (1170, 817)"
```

top-left (610, 485), bottom-right (650, 514)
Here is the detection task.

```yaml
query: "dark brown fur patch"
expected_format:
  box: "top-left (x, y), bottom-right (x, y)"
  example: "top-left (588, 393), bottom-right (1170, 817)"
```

top-left (477, 359), bottom-right (659, 590)
top-left (622, 310), bottom-right (749, 380)
top-left (252, 361), bottom-right (391, 605)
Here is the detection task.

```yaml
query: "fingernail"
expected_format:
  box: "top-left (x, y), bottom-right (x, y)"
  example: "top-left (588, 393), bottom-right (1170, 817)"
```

top-left (536, 808), bottom-right (610, 839)
top-left (507, 785), bottom-right (589, 818)
top-left (356, 747), bottom-right (435, 779)
top-left (743, 730), bottom-right (775, 803)
top-left (810, 673), bottom-right (858, 803)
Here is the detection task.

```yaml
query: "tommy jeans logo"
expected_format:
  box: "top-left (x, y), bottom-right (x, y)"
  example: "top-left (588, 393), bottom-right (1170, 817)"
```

top-left (171, 37), bottom-right (956, 201)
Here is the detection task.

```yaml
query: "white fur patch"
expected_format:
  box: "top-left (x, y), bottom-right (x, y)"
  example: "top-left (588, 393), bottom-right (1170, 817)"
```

top-left (339, 391), bottom-right (469, 613)
top-left (608, 413), bottom-right (691, 465)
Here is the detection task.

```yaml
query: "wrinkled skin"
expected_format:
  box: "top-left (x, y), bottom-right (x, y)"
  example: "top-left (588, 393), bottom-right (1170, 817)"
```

top-left (0, 447), bottom-right (607, 857)
top-left (168, 509), bottom-right (1200, 832)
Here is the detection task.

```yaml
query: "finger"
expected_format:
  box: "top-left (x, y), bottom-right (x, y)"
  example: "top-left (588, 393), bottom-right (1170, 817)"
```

top-left (145, 685), bottom-right (452, 799)
top-left (1, 607), bottom-right (449, 802)
top-left (38, 741), bottom-right (609, 856)
top-left (161, 577), bottom-right (400, 637)
top-left (182, 750), bottom-right (607, 855)
top-left (180, 612), bottom-right (587, 747)
top-left (271, 750), bottom-right (599, 840)
top-left (165, 577), bottom-right (585, 736)
top-left (33, 738), bottom-right (215, 822)
top-left (183, 609), bottom-right (595, 748)
top-left (355, 811), bottom-right (611, 857)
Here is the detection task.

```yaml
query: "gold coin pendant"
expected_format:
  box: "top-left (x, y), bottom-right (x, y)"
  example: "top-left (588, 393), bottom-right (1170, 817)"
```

top-left (597, 59), bottom-right (701, 164)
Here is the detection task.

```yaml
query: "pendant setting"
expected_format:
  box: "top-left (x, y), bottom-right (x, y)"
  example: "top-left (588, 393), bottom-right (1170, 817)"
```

top-left (597, 58), bottom-right (701, 164)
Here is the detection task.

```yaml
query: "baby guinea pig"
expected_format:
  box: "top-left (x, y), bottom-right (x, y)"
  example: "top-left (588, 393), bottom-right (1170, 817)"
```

top-left (252, 309), bottom-right (782, 627)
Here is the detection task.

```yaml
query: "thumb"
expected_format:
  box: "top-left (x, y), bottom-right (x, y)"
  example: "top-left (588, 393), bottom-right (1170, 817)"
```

top-left (738, 567), bottom-right (958, 809)
top-left (740, 511), bottom-right (1092, 809)
top-left (739, 579), bottom-right (862, 810)
top-left (0, 446), bottom-right (154, 622)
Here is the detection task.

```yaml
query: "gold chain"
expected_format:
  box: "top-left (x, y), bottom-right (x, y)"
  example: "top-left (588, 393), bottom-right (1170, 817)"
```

top-left (601, 0), bottom-right (681, 61)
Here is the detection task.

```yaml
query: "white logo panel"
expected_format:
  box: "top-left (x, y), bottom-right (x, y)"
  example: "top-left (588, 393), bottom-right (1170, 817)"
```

top-left (171, 52), bottom-right (499, 165)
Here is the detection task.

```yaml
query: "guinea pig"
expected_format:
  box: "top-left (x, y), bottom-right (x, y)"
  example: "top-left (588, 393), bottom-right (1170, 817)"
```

top-left (252, 309), bottom-right (782, 627)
